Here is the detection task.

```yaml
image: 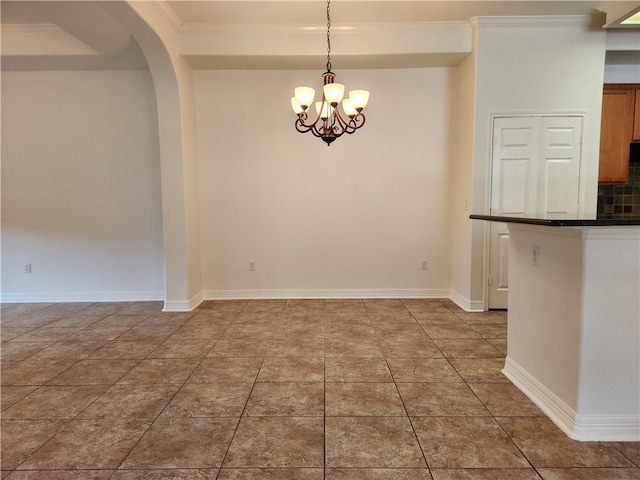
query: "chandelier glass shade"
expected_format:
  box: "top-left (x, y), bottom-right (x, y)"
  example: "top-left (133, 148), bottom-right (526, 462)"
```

top-left (291, 0), bottom-right (369, 146)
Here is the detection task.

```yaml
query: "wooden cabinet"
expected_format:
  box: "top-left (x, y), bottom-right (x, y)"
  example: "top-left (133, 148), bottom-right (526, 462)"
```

top-left (599, 85), bottom-right (637, 184)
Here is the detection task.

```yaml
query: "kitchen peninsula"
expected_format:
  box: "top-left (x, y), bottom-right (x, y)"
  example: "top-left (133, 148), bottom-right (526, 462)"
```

top-left (471, 214), bottom-right (640, 441)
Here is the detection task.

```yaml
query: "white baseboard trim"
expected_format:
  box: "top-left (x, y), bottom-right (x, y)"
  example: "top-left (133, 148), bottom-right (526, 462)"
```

top-left (503, 356), bottom-right (578, 438)
top-left (571, 414), bottom-right (640, 442)
top-left (163, 291), bottom-right (204, 312)
top-left (449, 289), bottom-right (484, 312)
top-left (201, 288), bottom-right (452, 300)
top-left (503, 356), bottom-right (640, 441)
top-left (1, 291), bottom-right (165, 304)
top-left (2, 288), bottom-right (484, 315)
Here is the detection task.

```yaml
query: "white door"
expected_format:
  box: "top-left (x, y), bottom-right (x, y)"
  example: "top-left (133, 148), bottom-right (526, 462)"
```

top-left (488, 116), bottom-right (582, 309)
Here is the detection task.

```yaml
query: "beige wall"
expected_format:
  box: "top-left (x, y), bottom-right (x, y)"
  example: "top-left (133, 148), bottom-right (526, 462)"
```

top-left (448, 38), bottom-right (477, 309)
top-left (195, 68), bottom-right (455, 297)
top-left (0, 16), bottom-right (610, 308)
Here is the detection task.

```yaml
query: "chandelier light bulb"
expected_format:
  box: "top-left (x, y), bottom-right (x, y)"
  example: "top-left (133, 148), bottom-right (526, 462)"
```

top-left (349, 90), bottom-right (370, 111)
top-left (294, 87), bottom-right (315, 109)
top-left (291, 97), bottom-right (305, 114)
top-left (323, 83), bottom-right (345, 106)
top-left (315, 101), bottom-right (331, 119)
top-left (341, 99), bottom-right (358, 118)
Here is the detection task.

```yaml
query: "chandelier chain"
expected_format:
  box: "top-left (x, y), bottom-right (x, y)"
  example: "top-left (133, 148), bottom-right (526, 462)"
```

top-left (326, 0), bottom-right (332, 72)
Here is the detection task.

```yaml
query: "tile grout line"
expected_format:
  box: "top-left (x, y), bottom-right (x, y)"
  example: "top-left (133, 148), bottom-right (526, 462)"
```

top-left (109, 307), bottom-right (234, 476)
top-left (436, 307), bottom-right (539, 475)
top-left (0, 303), bottom-right (146, 473)
top-left (214, 300), bottom-right (284, 477)
top-left (7, 311), bottom-right (155, 473)
top-left (323, 300), bottom-right (327, 480)
top-left (398, 300), bottom-right (440, 474)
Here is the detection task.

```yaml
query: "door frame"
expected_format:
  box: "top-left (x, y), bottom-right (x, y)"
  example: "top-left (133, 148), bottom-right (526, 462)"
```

top-left (482, 111), bottom-right (587, 311)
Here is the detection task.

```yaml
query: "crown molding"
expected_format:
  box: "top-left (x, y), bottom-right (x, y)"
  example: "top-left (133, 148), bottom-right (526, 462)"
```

top-left (179, 20), bottom-right (471, 68)
top-left (470, 15), bottom-right (596, 29)
top-left (1, 23), bottom-right (98, 56)
top-left (2, 23), bottom-right (59, 36)
top-left (181, 20), bottom-right (469, 35)
top-left (148, 0), bottom-right (183, 33)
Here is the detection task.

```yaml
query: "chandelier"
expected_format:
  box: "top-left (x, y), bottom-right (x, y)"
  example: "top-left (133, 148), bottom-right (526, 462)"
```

top-left (290, 0), bottom-right (369, 146)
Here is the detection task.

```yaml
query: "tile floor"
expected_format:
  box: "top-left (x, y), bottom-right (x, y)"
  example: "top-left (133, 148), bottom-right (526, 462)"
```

top-left (1, 298), bottom-right (639, 479)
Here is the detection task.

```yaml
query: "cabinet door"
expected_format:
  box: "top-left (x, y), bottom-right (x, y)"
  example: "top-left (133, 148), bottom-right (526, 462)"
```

top-left (599, 89), bottom-right (634, 184)
top-left (634, 89), bottom-right (640, 142)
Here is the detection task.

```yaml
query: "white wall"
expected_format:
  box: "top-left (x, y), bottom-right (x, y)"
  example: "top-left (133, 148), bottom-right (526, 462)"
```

top-left (1, 70), bottom-right (165, 301)
top-left (106, 0), bottom-right (204, 311)
top-left (604, 64), bottom-right (640, 83)
top-left (473, 17), bottom-right (606, 215)
top-left (1, 16), bottom-right (614, 309)
top-left (504, 224), bottom-right (640, 441)
top-left (195, 68), bottom-right (455, 298)
top-left (604, 30), bottom-right (640, 83)
top-left (455, 17), bottom-right (608, 309)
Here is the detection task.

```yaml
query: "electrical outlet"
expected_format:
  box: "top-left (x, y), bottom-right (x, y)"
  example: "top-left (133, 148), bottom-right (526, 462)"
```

top-left (532, 246), bottom-right (540, 267)
top-left (25, 263), bottom-right (32, 274)
top-left (249, 261), bottom-right (256, 271)
top-left (421, 260), bottom-right (428, 271)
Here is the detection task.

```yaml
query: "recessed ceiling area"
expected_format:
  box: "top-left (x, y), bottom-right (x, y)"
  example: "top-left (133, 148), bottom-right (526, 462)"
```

top-left (165, 1), bottom-right (638, 25)
top-left (1, 0), bottom-right (639, 71)
top-left (0, 0), bottom-right (148, 70)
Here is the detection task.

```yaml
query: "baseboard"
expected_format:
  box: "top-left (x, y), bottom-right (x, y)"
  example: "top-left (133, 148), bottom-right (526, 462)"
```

top-left (571, 414), bottom-right (640, 442)
top-left (2, 288), bottom-right (484, 316)
top-left (201, 288), bottom-right (452, 300)
top-left (1, 291), bottom-right (165, 304)
top-left (503, 356), bottom-right (579, 438)
top-left (163, 291), bottom-right (204, 312)
top-left (449, 289), bottom-right (485, 312)
top-left (503, 356), bottom-right (640, 441)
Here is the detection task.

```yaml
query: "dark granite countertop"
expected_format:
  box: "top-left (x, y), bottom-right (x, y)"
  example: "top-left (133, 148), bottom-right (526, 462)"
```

top-left (469, 214), bottom-right (640, 226)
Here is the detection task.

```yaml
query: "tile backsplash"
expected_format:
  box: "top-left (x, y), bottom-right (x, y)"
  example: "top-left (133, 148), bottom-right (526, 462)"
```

top-left (597, 161), bottom-right (640, 216)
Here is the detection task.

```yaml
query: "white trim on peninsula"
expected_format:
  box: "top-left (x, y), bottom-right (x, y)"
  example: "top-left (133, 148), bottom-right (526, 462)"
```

top-left (504, 356), bottom-right (640, 441)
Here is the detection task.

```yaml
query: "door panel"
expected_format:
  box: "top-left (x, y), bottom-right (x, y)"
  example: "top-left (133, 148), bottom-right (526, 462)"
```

top-left (489, 117), bottom-right (538, 309)
top-left (488, 228), bottom-right (510, 307)
top-left (538, 118), bottom-right (582, 215)
top-left (495, 231), bottom-right (510, 288)
top-left (488, 116), bottom-right (582, 309)
top-left (498, 159), bottom-right (531, 215)
top-left (544, 160), bottom-right (573, 213)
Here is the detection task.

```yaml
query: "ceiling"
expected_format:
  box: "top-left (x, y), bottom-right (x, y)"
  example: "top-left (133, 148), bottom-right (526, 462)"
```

top-left (165, 1), bottom-right (639, 25)
top-left (1, 0), bottom-right (639, 71)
